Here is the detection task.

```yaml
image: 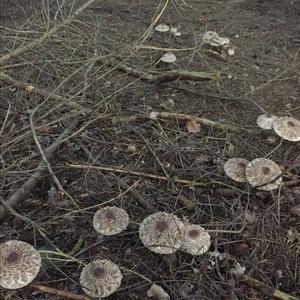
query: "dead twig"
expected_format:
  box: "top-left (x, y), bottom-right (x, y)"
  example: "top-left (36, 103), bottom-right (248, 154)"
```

top-left (112, 111), bottom-right (241, 131)
top-left (0, 71), bottom-right (85, 111)
top-left (77, 142), bottom-right (155, 211)
top-left (30, 284), bottom-right (90, 300)
top-left (0, 121), bottom-right (78, 221)
top-left (242, 277), bottom-right (300, 300)
top-left (117, 63), bottom-right (220, 83)
top-left (0, 0), bottom-right (97, 66)
top-left (66, 163), bottom-right (208, 187)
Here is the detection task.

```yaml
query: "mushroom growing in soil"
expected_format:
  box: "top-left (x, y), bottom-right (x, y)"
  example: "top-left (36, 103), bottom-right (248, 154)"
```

top-left (272, 116), bottom-right (300, 142)
top-left (155, 24), bottom-right (170, 33)
top-left (224, 158), bottom-right (249, 183)
top-left (181, 224), bottom-right (211, 256)
top-left (0, 240), bottom-right (41, 289)
top-left (245, 158), bottom-right (282, 191)
top-left (93, 206), bottom-right (129, 236)
top-left (160, 52), bottom-right (177, 63)
top-left (256, 114), bottom-right (278, 130)
top-left (80, 259), bottom-right (122, 298)
top-left (139, 212), bottom-right (184, 254)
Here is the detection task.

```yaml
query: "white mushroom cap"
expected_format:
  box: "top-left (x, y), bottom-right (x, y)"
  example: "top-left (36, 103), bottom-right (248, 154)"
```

top-left (245, 158), bottom-right (282, 191)
top-left (203, 31), bottom-right (230, 47)
top-left (161, 52), bottom-right (177, 63)
top-left (181, 224), bottom-right (211, 256)
top-left (0, 240), bottom-right (41, 289)
top-left (256, 114), bottom-right (278, 130)
top-left (139, 212), bottom-right (184, 254)
top-left (155, 24), bottom-right (169, 32)
top-left (80, 259), bottom-right (122, 298)
top-left (224, 158), bottom-right (249, 183)
top-left (272, 116), bottom-right (300, 142)
top-left (93, 206), bottom-right (129, 236)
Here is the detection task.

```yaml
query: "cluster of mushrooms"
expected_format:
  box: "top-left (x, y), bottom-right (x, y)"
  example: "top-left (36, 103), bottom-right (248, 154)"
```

top-left (1, 115), bottom-right (298, 297)
top-left (223, 114), bottom-right (299, 190)
top-left (0, 207), bottom-right (211, 298)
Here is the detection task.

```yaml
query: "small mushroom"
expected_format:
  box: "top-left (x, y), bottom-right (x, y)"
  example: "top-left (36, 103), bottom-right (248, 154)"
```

top-left (202, 31), bottom-right (230, 47)
top-left (155, 24), bottom-right (169, 33)
top-left (160, 52), bottom-right (177, 63)
top-left (0, 240), bottom-right (41, 289)
top-left (245, 158), bottom-right (282, 191)
top-left (256, 114), bottom-right (278, 130)
top-left (80, 259), bottom-right (122, 298)
top-left (139, 212), bottom-right (184, 254)
top-left (272, 116), bottom-right (300, 142)
top-left (181, 224), bottom-right (211, 256)
top-left (93, 206), bottom-right (129, 236)
top-left (224, 158), bottom-right (249, 183)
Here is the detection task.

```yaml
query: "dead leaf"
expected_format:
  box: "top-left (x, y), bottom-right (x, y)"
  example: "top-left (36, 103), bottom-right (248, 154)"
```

top-left (186, 119), bottom-right (201, 133)
top-left (147, 284), bottom-right (171, 300)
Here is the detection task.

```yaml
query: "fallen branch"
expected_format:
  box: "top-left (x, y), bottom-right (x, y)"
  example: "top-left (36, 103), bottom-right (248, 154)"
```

top-left (30, 284), bottom-right (90, 300)
top-left (0, 72), bottom-right (85, 111)
top-left (0, 0), bottom-right (97, 66)
top-left (242, 277), bottom-right (300, 300)
top-left (66, 163), bottom-right (208, 187)
top-left (0, 121), bottom-right (78, 221)
top-left (112, 111), bottom-right (241, 131)
top-left (116, 63), bottom-right (221, 83)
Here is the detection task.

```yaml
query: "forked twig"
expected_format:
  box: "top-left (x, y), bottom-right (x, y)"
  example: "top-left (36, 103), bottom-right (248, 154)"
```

top-left (0, 0), bottom-right (97, 66)
top-left (0, 121), bottom-right (78, 221)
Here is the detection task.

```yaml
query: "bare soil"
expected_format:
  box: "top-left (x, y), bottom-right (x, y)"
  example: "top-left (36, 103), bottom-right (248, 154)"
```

top-left (0, 0), bottom-right (299, 299)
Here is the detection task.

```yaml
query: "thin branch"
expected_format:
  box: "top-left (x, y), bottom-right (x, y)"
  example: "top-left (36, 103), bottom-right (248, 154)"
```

top-left (30, 284), bottom-right (91, 300)
top-left (66, 163), bottom-right (208, 187)
top-left (0, 121), bottom-right (78, 221)
top-left (112, 111), bottom-right (242, 131)
top-left (0, 0), bottom-right (97, 66)
top-left (242, 277), bottom-right (300, 300)
top-left (0, 71), bottom-right (85, 111)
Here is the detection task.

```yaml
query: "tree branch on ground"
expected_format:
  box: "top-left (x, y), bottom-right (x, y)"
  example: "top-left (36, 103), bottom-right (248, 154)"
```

top-left (0, 0), bottom-right (97, 67)
top-left (0, 121), bottom-right (78, 222)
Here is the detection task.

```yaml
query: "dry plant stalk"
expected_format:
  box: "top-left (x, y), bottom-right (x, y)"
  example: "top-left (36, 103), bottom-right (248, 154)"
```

top-left (0, 0), bottom-right (97, 66)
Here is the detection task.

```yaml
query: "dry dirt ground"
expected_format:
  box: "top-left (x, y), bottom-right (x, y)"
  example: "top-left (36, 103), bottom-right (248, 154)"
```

top-left (0, 0), bottom-right (300, 299)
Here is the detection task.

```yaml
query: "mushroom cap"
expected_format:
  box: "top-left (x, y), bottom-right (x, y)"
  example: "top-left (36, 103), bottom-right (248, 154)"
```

top-left (161, 52), bottom-right (177, 63)
top-left (272, 116), bottom-right (300, 142)
top-left (155, 24), bottom-right (169, 32)
top-left (0, 240), bottom-right (41, 289)
top-left (245, 158), bottom-right (282, 191)
top-left (80, 259), bottom-right (122, 298)
top-left (224, 158), bottom-right (249, 183)
top-left (256, 114), bottom-right (278, 130)
top-left (93, 206), bottom-right (129, 236)
top-left (181, 224), bottom-right (211, 256)
top-left (203, 31), bottom-right (230, 47)
top-left (139, 212), bottom-right (184, 254)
